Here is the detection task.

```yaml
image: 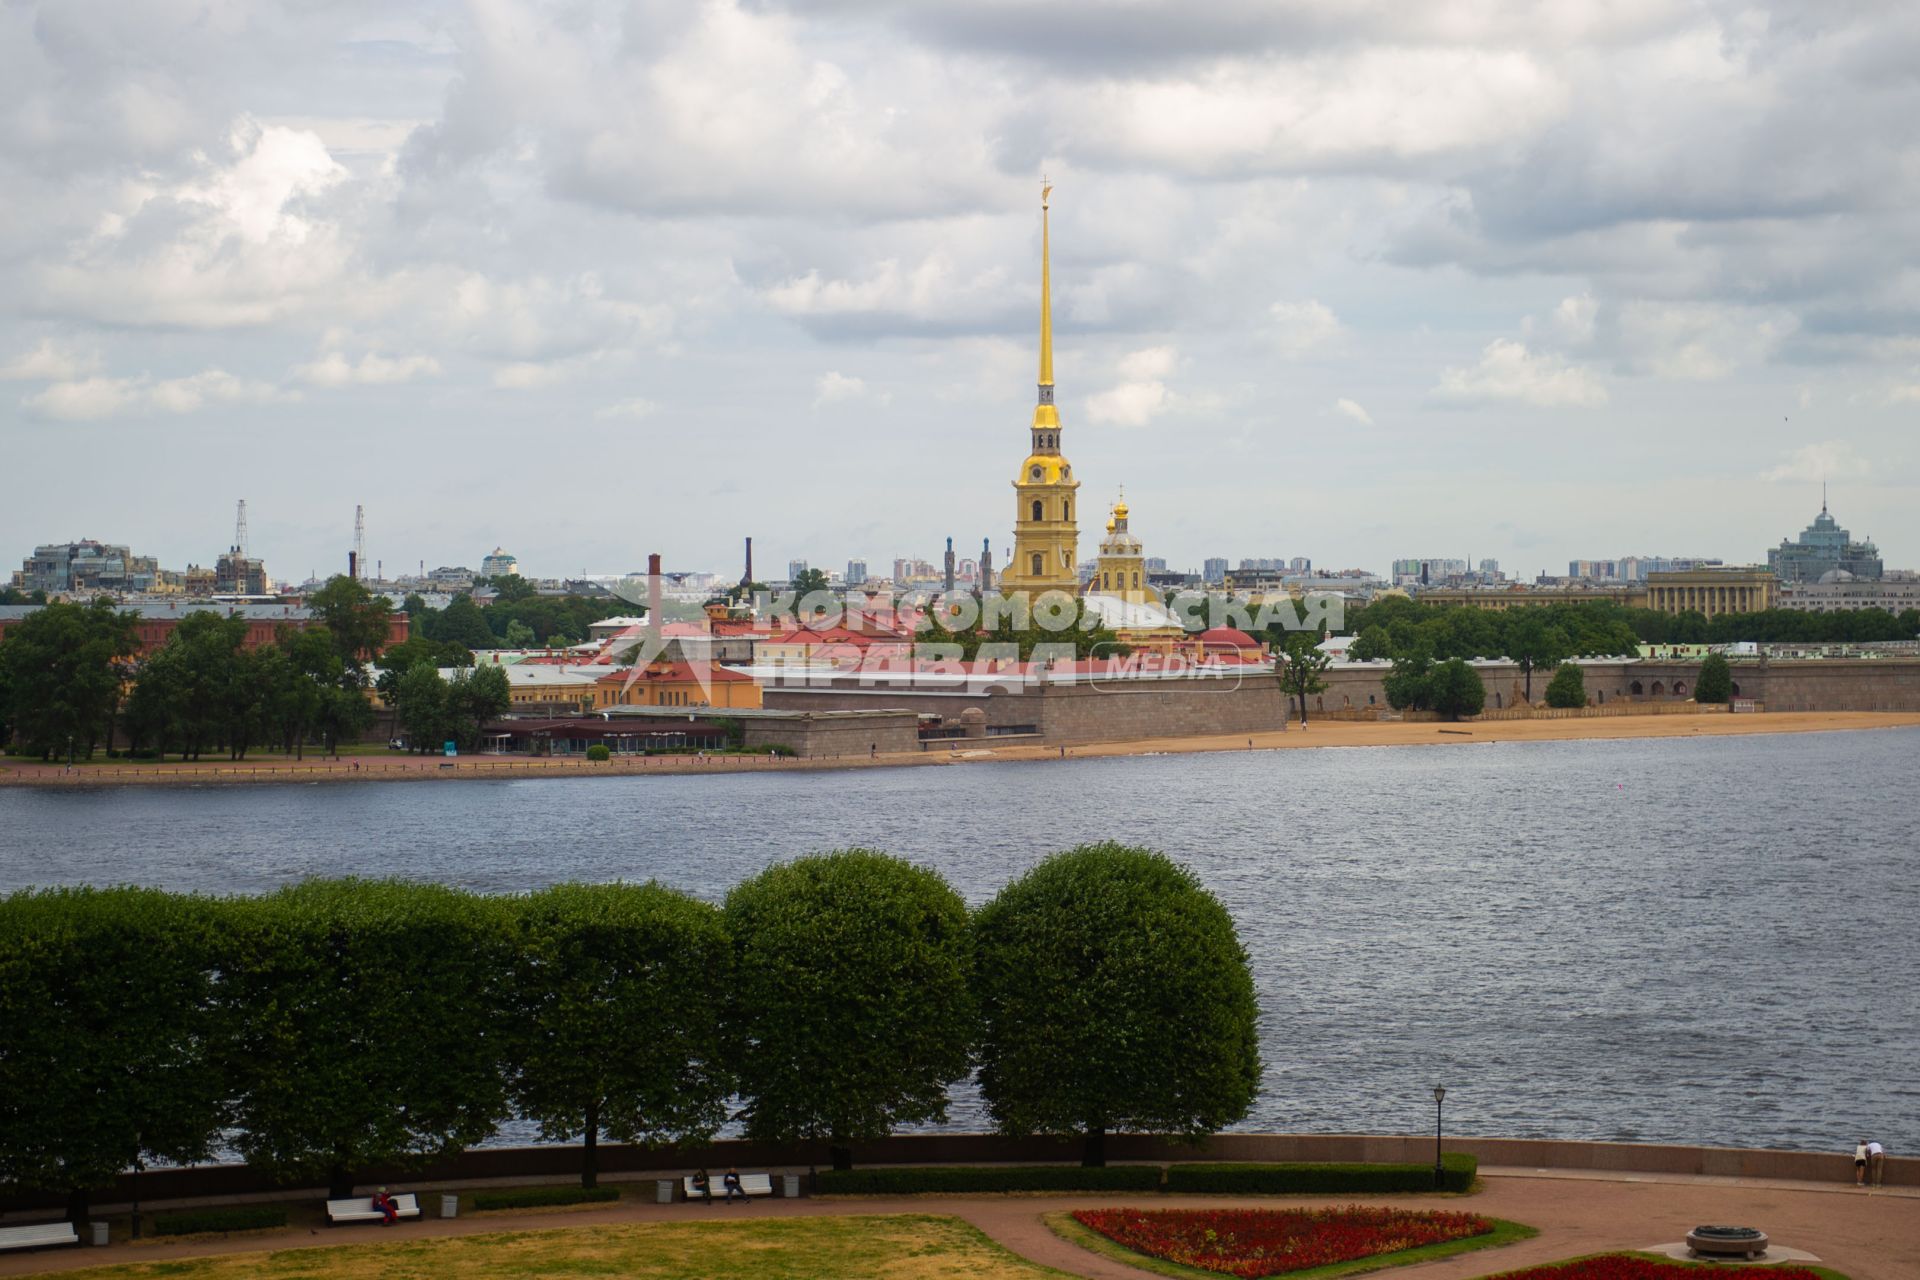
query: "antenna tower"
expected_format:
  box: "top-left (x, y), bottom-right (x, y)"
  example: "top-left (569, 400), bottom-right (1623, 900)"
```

top-left (353, 505), bottom-right (366, 582)
top-left (234, 499), bottom-right (249, 557)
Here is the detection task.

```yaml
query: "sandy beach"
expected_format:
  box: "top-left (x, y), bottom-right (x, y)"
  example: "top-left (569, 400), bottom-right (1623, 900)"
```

top-left (2, 710), bottom-right (1916, 788)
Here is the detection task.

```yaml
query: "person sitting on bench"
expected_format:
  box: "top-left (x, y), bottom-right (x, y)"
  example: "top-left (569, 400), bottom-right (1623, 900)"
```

top-left (372, 1187), bottom-right (399, 1226)
top-left (723, 1167), bottom-right (746, 1203)
top-left (690, 1169), bottom-right (712, 1203)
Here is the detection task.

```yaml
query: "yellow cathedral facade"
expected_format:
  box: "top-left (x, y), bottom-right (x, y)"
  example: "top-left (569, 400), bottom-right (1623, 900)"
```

top-left (996, 184), bottom-right (1082, 598)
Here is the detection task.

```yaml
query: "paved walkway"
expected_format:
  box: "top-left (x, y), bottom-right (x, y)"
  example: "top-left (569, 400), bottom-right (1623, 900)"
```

top-left (2, 1169), bottom-right (1913, 1280)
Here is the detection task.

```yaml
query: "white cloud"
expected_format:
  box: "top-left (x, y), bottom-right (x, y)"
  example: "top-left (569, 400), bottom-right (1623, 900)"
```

top-left (1435, 340), bottom-right (1608, 408)
top-left (1760, 440), bottom-right (1871, 484)
top-left (294, 351), bottom-right (441, 387)
top-left (491, 361), bottom-right (571, 390)
top-left (1334, 397), bottom-right (1373, 426)
top-left (594, 397), bottom-right (659, 421)
top-left (813, 370), bottom-right (876, 408)
top-left (1085, 379), bottom-right (1169, 427)
top-left (35, 118), bottom-right (352, 328)
top-left (0, 339), bottom-right (103, 382)
top-left (1268, 300), bottom-right (1342, 357)
top-left (1550, 294), bottom-right (1598, 346)
top-left (1117, 345), bottom-right (1178, 380)
top-left (1085, 346), bottom-right (1184, 426)
top-left (1614, 302), bottom-right (1796, 380)
top-left (24, 368), bottom-right (291, 421)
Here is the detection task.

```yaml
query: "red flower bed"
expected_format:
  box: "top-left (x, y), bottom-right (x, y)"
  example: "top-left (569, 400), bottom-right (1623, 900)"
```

top-left (1488, 1259), bottom-right (1826, 1280)
top-left (1070, 1205), bottom-right (1493, 1278)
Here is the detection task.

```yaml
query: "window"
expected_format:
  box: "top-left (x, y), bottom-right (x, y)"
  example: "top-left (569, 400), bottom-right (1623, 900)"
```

top-left (1031, 552), bottom-right (1044, 576)
top-left (1031, 499), bottom-right (1043, 522)
top-left (1063, 499), bottom-right (1071, 520)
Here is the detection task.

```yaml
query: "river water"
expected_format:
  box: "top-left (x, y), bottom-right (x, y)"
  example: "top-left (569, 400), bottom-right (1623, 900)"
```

top-left (4, 728), bottom-right (1916, 1156)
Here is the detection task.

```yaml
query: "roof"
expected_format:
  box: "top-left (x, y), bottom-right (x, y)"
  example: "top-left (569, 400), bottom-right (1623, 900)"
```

top-left (1197, 626), bottom-right (1260, 648)
top-left (594, 662), bottom-right (754, 684)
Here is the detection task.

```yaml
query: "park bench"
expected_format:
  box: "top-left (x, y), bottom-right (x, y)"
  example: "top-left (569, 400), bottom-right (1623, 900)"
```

top-left (0, 1222), bottom-right (79, 1252)
top-left (682, 1173), bottom-right (773, 1201)
top-left (325, 1194), bottom-right (420, 1226)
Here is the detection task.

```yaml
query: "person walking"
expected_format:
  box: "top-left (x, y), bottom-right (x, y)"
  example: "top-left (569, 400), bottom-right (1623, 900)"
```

top-left (1865, 1139), bottom-right (1887, 1187)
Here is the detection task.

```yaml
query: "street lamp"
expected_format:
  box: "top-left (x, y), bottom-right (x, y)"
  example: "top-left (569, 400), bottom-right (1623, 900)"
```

top-left (1432, 1085), bottom-right (1447, 1190)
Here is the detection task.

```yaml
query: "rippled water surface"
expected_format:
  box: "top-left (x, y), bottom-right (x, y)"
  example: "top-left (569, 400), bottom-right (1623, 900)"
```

top-left (5, 728), bottom-right (1917, 1155)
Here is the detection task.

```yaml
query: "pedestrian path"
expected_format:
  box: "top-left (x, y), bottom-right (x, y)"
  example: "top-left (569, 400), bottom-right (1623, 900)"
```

top-left (1, 1170), bottom-right (1912, 1280)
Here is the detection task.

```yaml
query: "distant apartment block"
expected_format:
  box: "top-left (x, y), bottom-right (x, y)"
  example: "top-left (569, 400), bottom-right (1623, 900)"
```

top-left (15, 541), bottom-right (160, 594)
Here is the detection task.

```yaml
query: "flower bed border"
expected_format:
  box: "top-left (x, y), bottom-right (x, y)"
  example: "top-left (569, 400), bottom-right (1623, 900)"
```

top-left (1048, 1210), bottom-right (1536, 1280)
top-left (1477, 1253), bottom-right (1851, 1280)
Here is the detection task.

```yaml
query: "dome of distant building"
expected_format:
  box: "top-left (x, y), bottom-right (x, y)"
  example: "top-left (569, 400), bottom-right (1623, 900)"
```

top-left (1817, 568), bottom-right (1856, 584)
top-left (1196, 626), bottom-right (1261, 651)
top-left (481, 547), bottom-right (519, 577)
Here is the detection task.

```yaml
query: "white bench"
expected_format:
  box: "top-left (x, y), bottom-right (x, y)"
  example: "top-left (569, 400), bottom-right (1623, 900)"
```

top-left (325, 1194), bottom-right (421, 1225)
top-left (682, 1174), bottom-right (773, 1201)
top-left (0, 1222), bottom-right (80, 1252)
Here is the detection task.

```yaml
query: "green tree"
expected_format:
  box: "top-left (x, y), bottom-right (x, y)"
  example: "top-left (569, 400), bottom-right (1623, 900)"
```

top-left (306, 575), bottom-right (395, 664)
top-left (373, 637), bottom-right (474, 701)
top-left (1543, 663), bottom-right (1588, 709)
top-left (0, 600), bottom-right (139, 760)
top-left (508, 884), bottom-right (733, 1187)
top-left (392, 662), bottom-right (450, 752)
top-left (1275, 631), bottom-right (1330, 724)
top-left (1347, 626), bottom-right (1392, 662)
top-left (1501, 612), bottom-right (1568, 703)
top-left (485, 575), bottom-right (538, 605)
top-left (1695, 652), bottom-right (1734, 703)
top-left (221, 880), bottom-right (513, 1199)
top-left (789, 567), bottom-right (831, 599)
top-left (1382, 648), bottom-right (1434, 711)
top-left (446, 663), bottom-right (511, 748)
top-left (0, 888), bottom-right (227, 1226)
top-left (502, 619), bottom-right (537, 648)
top-left (1427, 658), bottom-right (1486, 720)
top-left (973, 843), bottom-right (1260, 1167)
top-left (723, 850), bottom-right (974, 1171)
top-left (438, 595), bottom-right (498, 650)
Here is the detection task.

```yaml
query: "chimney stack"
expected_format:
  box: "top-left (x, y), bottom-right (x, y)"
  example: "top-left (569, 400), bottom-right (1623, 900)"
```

top-left (648, 553), bottom-right (663, 637)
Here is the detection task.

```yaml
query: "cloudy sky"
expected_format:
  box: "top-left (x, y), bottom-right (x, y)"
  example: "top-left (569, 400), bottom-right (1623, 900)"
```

top-left (3, 0), bottom-right (1917, 583)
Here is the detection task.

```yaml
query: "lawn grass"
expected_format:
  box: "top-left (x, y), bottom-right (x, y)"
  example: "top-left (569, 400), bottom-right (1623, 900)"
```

top-left (1046, 1211), bottom-right (1537, 1280)
top-left (51, 1213), bottom-right (1075, 1280)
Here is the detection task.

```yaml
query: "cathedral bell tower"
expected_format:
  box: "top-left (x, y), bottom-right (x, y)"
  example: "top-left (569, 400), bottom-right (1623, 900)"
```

top-left (998, 183), bottom-right (1080, 597)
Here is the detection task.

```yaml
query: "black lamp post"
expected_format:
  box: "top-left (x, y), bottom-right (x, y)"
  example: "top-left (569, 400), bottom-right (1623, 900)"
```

top-left (1432, 1085), bottom-right (1447, 1190)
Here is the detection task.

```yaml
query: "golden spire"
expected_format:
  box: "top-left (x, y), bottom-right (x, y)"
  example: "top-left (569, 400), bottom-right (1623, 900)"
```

top-left (1039, 181), bottom-right (1053, 389)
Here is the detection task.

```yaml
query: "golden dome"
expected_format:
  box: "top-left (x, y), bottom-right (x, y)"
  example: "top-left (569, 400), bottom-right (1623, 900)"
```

top-left (1113, 497), bottom-right (1129, 519)
top-left (1017, 454), bottom-right (1073, 486)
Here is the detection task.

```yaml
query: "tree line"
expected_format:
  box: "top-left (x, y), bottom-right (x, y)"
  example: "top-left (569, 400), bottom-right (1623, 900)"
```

top-left (406, 577), bottom-right (625, 651)
top-left (0, 845), bottom-right (1261, 1223)
top-left (0, 578), bottom-right (529, 761)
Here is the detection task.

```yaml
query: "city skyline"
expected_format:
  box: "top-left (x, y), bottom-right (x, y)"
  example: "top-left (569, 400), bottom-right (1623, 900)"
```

top-left (4, 2), bottom-right (1918, 578)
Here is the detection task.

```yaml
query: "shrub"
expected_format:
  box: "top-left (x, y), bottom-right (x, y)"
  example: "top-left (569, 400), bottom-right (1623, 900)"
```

top-left (1165, 1153), bottom-right (1478, 1195)
top-left (725, 851), bottom-right (974, 1171)
top-left (816, 1164), bottom-right (1162, 1194)
top-left (1543, 664), bottom-right (1587, 709)
top-left (974, 844), bottom-right (1260, 1167)
top-left (584, 743), bottom-right (611, 761)
top-left (153, 1206), bottom-right (288, 1236)
top-left (471, 1185), bottom-right (619, 1211)
top-left (506, 884), bottom-right (731, 1188)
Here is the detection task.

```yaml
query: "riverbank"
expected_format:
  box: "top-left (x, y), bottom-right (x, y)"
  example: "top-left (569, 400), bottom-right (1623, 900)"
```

top-left (3, 710), bottom-right (1916, 787)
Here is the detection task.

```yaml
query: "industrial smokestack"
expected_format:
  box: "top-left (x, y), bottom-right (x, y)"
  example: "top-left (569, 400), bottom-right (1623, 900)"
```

top-left (648, 553), bottom-right (663, 636)
top-left (744, 536), bottom-right (753, 587)
top-left (348, 551), bottom-right (358, 580)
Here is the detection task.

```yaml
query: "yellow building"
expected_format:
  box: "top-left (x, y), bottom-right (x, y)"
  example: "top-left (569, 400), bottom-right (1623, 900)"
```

top-left (998, 184), bottom-right (1080, 598)
top-left (1419, 586), bottom-right (1648, 610)
top-left (1643, 568), bottom-right (1777, 618)
top-left (1087, 492), bottom-right (1157, 604)
top-left (594, 661), bottom-right (762, 710)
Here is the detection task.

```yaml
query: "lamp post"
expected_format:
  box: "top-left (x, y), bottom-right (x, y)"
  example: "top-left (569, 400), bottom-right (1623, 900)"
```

top-left (1432, 1085), bottom-right (1447, 1190)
